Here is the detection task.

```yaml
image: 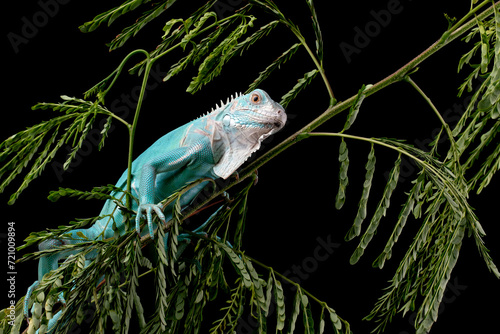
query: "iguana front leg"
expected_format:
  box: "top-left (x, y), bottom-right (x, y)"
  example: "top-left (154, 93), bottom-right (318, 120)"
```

top-left (135, 141), bottom-right (214, 239)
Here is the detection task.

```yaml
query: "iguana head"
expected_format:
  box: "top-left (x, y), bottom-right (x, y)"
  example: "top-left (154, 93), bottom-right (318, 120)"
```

top-left (209, 89), bottom-right (286, 179)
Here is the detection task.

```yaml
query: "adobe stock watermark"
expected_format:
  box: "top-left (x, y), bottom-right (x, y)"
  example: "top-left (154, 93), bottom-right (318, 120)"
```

top-left (7, 0), bottom-right (71, 54)
top-left (51, 63), bottom-right (168, 182)
top-left (236, 234), bottom-right (341, 333)
top-left (339, 0), bottom-right (410, 64)
top-left (214, 0), bottom-right (244, 19)
top-left (398, 276), bottom-right (467, 334)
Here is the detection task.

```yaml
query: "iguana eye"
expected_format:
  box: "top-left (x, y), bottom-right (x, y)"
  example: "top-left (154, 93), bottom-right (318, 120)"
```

top-left (250, 92), bottom-right (261, 104)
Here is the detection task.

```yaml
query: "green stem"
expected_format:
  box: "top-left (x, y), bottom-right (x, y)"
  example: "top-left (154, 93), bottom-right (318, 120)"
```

top-left (275, 12), bottom-right (335, 105)
top-left (303, 132), bottom-right (431, 170)
top-left (404, 77), bottom-right (450, 137)
top-left (126, 51), bottom-right (152, 210)
top-left (442, 0), bottom-right (493, 42)
top-left (104, 112), bottom-right (130, 129)
top-left (251, 0), bottom-right (335, 104)
top-left (404, 76), bottom-right (459, 159)
top-left (295, 32), bottom-right (336, 105)
top-left (404, 76), bottom-right (466, 180)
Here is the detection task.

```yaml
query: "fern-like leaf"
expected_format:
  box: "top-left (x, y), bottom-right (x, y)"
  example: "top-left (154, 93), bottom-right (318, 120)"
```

top-left (289, 289), bottom-right (302, 333)
top-left (79, 0), bottom-right (181, 51)
top-left (210, 280), bottom-right (244, 333)
top-left (280, 69), bottom-right (319, 108)
top-left (110, 1), bottom-right (179, 51)
top-left (305, 0), bottom-right (323, 62)
top-left (247, 42), bottom-right (301, 93)
top-left (0, 97), bottom-right (116, 204)
top-left (350, 154), bottom-right (401, 265)
top-left (301, 294), bottom-right (314, 334)
top-left (372, 175), bottom-right (421, 269)
top-left (342, 84), bottom-right (370, 133)
top-left (187, 15), bottom-right (257, 94)
top-left (79, 0), bottom-right (155, 32)
top-left (47, 185), bottom-right (122, 202)
top-left (345, 144), bottom-right (376, 241)
top-left (335, 139), bottom-right (349, 210)
top-left (274, 278), bottom-right (286, 330)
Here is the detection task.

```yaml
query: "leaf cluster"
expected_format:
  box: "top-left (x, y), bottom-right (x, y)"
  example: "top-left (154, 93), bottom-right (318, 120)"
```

top-left (0, 96), bottom-right (115, 205)
top-left (79, 0), bottom-right (179, 51)
top-left (456, 5), bottom-right (500, 194)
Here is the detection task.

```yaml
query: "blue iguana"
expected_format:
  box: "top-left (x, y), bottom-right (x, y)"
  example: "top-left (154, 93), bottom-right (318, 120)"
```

top-left (24, 89), bottom-right (286, 332)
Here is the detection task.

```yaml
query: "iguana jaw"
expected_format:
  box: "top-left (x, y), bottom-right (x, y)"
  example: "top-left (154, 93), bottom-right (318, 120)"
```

top-left (211, 89), bottom-right (286, 179)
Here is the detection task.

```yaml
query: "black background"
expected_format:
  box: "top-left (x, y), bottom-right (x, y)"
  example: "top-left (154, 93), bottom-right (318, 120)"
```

top-left (3, 1), bottom-right (500, 333)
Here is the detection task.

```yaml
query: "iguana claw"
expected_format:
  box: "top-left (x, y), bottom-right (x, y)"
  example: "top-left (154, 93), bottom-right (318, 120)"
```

top-left (135, 203), bottom-right (166, 239)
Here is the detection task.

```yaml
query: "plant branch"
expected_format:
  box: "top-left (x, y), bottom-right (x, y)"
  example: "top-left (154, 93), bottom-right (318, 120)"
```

top-left (404, 76), bottom-right (461, 166)
top-left (292, 29), bottom-right (335, 105)
top-left (442, 0), bottom-right (492, 42)
top-left (126, 50), bottom-right (152, 210)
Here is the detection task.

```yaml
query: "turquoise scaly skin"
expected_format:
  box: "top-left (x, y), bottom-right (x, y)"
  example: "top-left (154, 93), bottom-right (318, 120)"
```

top-left (24, 89), bottom-right (286, 332)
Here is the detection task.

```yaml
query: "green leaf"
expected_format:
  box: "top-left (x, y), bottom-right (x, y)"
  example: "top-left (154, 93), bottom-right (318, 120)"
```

top-left (162, 18), bottom-right (185, 39)
top-left (350, 155), bottom-right (401, 265)
top-left (79, 0), bottom-right (155, 32)
top-left (264, 273), bottom-right (274, 315)
top-left (301, 294), bottom-right (314, 334)
top-left (194, 289), bottom-right (204, 304)
top-left (79, 0), bottom-right (182, 51)
top-left (342, 84), bottom-right (371, 132)
top-left (109, 1), bottom-right (179, 51)
top-left (335, 139), bottom-right (349, 210)
top-left (47, 185), bottom-right (121, 202)
top-left (1, 96), bottom-right (119, 204)
top-left (274, 279), bottom-right (286, 330)
top-left (328, 308), bottom-right (343, 332)
top-left (179, 12), bottom-right (218, 49)
top-left (372, 182), bottom-right (417, 269)
top-left (219, 243), bottom-right (252, 288)
top-left (99, 116), bottom-right (113, 150)
top-left (247, 42), bottom-right (301, 93)
top-left (76, 232), bottom-right (89, 240)
top-left (288, 289), bottom-right (302, 333)
top-left (174, 280), bottom-right (187, 320)
top-left (187, 14), bottom-right (257, 94)
top-left (318, 308), bottom-right (326, 334)
top-left (345, 144), bottom-right (376, 241)
top-left (229, 19), bottom-right (280, 57)
top-left (280, 69), bottom-right (319, 108)
top-left (306, 0), bottom-right (323, 62)
top-left (244, 258), bottom-right (267, 310)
